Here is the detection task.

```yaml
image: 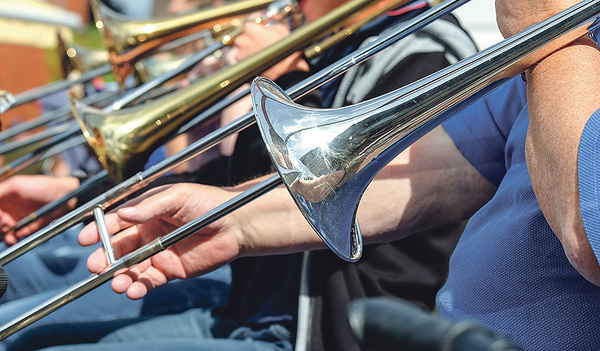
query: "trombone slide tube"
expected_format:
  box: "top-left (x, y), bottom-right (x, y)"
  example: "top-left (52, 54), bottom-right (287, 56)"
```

top-left (0, 0), bottom-right (469, 266)
top-left (11, 64), bottom-right (112, 108)
top-left (0, 90), bottom-right (118, 143)
top-left (0, 239), bottom-right (165, 341)
top-left (0, 123), bottom-right (75, 156)
top-left (0, 126), bottom-right (81, 182)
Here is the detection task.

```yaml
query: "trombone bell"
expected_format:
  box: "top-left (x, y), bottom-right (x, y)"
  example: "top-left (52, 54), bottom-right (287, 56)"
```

top-left (251, 77), bottom-right (363, 262)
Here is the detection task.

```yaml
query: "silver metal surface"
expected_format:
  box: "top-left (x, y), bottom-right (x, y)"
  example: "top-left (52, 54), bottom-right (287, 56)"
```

top-left (252, 0), bottom-right (600, 261)
top-left (93, 206), bottom-right (116, 265)
top-left (0, 91), bottom-right (16, 115)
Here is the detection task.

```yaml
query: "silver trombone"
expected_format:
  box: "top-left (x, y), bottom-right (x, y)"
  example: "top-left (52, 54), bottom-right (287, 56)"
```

top-left (0, 0), bottom-right (304, 237)
top-left (0, 0), bottom-right (390, 264)
top-left (0, 0), bottom-right (501, 338)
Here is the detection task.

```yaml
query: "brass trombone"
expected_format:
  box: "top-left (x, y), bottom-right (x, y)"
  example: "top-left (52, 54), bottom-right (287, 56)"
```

top-left (0, 0), bottom-right (299, 179)
top-left (90, 0), bottom-right (277, 88)
top-left (0, 0), bottom-right (275, 116)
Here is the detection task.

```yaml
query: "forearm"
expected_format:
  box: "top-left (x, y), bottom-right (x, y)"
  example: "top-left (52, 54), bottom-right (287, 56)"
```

top-left (234, 127), bottom-right (494, 257)
top-left (525, 36), bottom-right (600, 284)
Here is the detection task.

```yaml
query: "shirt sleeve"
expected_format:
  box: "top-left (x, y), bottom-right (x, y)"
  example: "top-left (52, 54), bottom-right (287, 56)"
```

top-left (442, 77), bottom-right (527, 187)
top-left (578, 107), bottom-right (600, 264)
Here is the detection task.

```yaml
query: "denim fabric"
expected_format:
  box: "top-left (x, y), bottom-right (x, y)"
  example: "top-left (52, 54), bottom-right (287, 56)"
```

top-left (0, 227), bottom-right (231, 350)
top-left (9, 309), bottom-right (292, 351)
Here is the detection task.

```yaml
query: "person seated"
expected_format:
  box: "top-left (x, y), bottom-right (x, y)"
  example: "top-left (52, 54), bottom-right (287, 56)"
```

top-left (1, 0), bottom-right (479, 350)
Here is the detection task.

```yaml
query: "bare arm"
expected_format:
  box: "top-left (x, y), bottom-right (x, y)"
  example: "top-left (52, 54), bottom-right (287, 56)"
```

top-left (525, 39), bottom-right (600, 285)
top-left (495, 0), bottom-right (600, 285)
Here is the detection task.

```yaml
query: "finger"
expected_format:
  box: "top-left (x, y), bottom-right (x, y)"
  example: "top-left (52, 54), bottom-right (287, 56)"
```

top-left (3, 232), bottom-right (16, 246)
top-left (126, 265), bottom-right (169, 300)
top-left (0, 210), bottom-right (17, 245)
top-left (112, 272), bottom-right (133, 295)
top-left (115, 188), bottom-right (189, 226)
top-left (111, 260), bottom-right (151, 294)
top-left (111, 260), bottom-right (167, 300)
top-left (79, 210), bottom-right (135, 247)
top-left (86, 225), bottom-right (143, 273)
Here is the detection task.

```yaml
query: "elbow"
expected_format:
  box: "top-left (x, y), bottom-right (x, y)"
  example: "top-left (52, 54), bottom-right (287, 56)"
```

top-left (562, 228), bottom-right (600, 287)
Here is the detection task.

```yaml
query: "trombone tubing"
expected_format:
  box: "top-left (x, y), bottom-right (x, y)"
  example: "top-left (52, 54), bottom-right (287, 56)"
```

top-left (0, 90), bottom-right (118, 143)
top-left (10, 65), bottom-right (113, 109)
top-left (0, 0), bottom-right (470, 267)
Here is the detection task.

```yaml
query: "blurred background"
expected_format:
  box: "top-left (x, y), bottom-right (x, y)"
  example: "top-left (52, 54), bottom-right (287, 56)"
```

top-left (0, 0), bottom-right (502, 130)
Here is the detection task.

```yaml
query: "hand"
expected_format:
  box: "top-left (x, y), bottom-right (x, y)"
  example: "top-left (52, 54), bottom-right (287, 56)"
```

top-left (0, 175), bottom-right (79, 244)
top-left (79, 183), bottom-right (245, 300)
top-left (232, 22), bottom-right (309, 80)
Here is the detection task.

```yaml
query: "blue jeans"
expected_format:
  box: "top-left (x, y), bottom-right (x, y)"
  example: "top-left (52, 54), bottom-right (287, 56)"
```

top-left (0, 227), bottom-right (231, 349)
top-left (9, 309), bottom-right (293, 351)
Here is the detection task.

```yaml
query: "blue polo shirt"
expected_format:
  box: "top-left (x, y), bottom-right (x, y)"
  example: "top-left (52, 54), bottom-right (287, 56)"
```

top-left (439, 77), bottom-right (600, 350)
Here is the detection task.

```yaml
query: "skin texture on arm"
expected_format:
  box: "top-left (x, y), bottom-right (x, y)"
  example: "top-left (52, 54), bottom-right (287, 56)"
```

top-left (496, 0), bottom-right (600, 285)
top-left (525, 40), bottom-right (600, 285)
top-left (79, 126), bottom-right (495, 300)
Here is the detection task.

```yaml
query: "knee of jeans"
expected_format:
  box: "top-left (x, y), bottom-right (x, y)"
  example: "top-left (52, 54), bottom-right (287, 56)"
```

top-left (229, 324), bottom-right (292, 343)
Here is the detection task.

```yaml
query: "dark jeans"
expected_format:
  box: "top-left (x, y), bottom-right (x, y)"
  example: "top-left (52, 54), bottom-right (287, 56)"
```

top-left (0, 227), bottom-right (231, 350)
top-left (9, 309), bottom-right (293, 351)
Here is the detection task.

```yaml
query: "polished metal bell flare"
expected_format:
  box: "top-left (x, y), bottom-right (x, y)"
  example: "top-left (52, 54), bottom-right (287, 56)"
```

top-left (252, 78), bottom-right (365, 262)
